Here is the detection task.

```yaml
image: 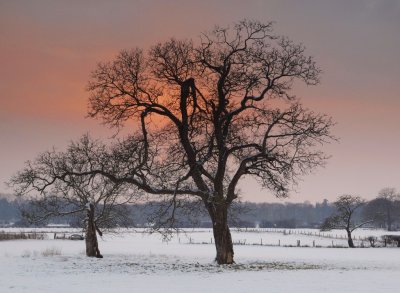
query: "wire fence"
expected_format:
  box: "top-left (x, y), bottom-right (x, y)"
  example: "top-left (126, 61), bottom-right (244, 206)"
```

top-left (183, 228), bottom-right (400, 248)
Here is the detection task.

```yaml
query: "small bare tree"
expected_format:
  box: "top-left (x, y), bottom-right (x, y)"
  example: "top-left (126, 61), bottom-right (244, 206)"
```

top-left (9, 135), bottom-right (138, 258)
top-left (321, 195), bottom-right (371, 248)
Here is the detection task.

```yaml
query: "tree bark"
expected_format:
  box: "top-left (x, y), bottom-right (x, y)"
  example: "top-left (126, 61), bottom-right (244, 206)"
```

top-left (85, 203), bottom-right (103, 258)
top-left (347, 230), bottom-right (355, 248)
top-left (207, 203), bottom-right (234, 264)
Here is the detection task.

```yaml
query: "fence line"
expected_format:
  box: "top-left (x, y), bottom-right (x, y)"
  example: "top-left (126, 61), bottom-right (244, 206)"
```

top-left (232, 228), bottom-right (371, 242)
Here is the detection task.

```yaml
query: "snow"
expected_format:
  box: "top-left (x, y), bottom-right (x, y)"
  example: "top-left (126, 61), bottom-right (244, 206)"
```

top-left (1, 228), bottom-right (399, 293)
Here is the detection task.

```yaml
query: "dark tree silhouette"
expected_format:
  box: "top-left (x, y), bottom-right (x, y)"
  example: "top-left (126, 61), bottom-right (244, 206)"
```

top-left (9, 135), bottom-right (138, 258)
top-left (12, 20), bottom-right (334, 264)
top-left (85, 20), bottom-right (334, 264)
top-left (321, 195), bottom-right (371, 248)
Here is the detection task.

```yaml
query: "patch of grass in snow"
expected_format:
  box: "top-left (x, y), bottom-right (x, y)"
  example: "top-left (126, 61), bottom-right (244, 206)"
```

top-left (117, 258), bottom-right (320, 274)
top-left (21, 247), bottom-right (62, 258)
top-left (41, 246), bottom-right (62, 257)
top-left (218, 262), bottom-right (320, 271)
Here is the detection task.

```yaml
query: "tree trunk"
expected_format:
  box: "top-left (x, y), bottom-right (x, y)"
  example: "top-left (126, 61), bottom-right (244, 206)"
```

top-left (85, 203), bottom-right (103, 258)
top-left (206, 203), bottom-right (234, 264)
top-left (347, 230), bottom-right (355, 248)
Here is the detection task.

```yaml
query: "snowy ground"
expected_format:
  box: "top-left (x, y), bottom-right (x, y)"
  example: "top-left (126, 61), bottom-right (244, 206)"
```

top-left (1, 228), bottom-right (399, 293)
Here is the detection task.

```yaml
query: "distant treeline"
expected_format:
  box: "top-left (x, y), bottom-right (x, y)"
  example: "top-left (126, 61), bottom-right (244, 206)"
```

top-left (0, 197), bottom-right (19, 224)
top-left (231, 200), bottom-right (335, 228)
top-left (1, 194), bottom-right (398, 230)
top-left (0, 195), bottom-right (343, 229)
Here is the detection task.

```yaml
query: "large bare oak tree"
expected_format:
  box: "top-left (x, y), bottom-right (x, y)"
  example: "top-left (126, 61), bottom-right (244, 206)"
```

top-left (84, 20), bottom-right (334, 263)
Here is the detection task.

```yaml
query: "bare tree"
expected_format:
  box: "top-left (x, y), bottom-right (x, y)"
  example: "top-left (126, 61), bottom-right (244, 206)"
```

top-left (321, 195), bottom-right (371, 248)
top-left (83, 20), bottom-right (334, 264)
top-left (9, 135), bottom-right (138, 258)
top-left (363, 188), bottom-right (400, 231)
top-left (11, 20), bottom-right (334, 264)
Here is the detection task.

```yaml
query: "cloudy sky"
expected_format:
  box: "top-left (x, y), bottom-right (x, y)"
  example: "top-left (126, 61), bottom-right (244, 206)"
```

top-left (1, 0), bottom-right (399, 203)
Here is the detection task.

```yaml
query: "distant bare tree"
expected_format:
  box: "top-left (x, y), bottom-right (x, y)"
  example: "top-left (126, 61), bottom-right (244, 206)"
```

top-left (9, 135), bottom-right (139, 258)
top-left (363, 188), bottom-right (400, 231)
top-left (321, 195), bottom-right (372, 248)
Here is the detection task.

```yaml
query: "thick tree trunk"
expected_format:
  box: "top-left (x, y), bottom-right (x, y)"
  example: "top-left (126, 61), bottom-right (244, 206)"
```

top-left (347, 230), bottom-right (355, 248)
top-left (85, 203), bottom-right (103, 258)
top-left (207, 203), bottom-right (234, 264)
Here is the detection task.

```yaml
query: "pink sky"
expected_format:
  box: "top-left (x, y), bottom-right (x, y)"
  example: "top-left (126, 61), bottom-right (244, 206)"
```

top-left (1, 0), bottom-right (399, 203)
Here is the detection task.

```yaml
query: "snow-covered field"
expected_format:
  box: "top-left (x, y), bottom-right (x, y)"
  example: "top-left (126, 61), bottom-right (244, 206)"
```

top-left (1, 228), bottom-right (399, 293)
